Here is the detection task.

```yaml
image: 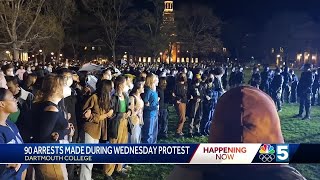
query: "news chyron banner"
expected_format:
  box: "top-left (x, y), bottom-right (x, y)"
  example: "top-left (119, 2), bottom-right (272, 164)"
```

top-left (0, 143), bottom-right (316, 164)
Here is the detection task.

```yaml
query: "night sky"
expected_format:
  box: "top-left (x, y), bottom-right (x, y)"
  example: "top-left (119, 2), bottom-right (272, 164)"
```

top-left (174, 0), bottom-right (320, 32)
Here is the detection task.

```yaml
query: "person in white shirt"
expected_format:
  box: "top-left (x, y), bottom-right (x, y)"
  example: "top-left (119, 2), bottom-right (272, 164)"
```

top-left (15, 66), bottom-right (26, 81)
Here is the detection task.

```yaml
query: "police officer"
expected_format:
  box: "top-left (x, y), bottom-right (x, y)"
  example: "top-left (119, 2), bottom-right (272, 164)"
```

top-left (290, 69), bottom-right (299, 103)
top-left (222, 65), bottom-right (228, 90)
top-left (249, 67), bottom-right (261, 89)
top-left (228, 67), bottom-right (237, 88)
top-left (311, 68), bottom-right (320, 106)
top-left (270, 68), bottom-right (284, 112)
top-left (234, 66), bottom-right (244, 87)
top-left (260, 66), bottom-right (273, 95)
top-left (296, 63), bottom-right (315, 120)
top-left (281, 66), bottom-right (292, 103)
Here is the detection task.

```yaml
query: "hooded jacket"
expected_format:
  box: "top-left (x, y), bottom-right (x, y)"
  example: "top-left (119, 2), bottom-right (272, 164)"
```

top-left (168, 86), bottom-right (305, 180)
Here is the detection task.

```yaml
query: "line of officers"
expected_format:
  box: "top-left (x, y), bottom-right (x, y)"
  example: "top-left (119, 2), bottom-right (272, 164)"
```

top-left (226, 63), bottom-right (319, 120)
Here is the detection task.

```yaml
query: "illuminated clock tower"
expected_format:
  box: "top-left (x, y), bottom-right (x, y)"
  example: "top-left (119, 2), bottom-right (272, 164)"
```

top-left (163, 1), bottom-right (174, 24)
top-left (162, 0), bottom-right (179, 63)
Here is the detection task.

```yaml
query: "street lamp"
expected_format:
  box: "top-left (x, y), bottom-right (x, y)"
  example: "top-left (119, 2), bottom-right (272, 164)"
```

top-left (277, 54), bottom-right (281, 58)
top-left (5, 51), bottom-right (10, 54)
top-left (39, 49), bottom-right (43, 53)
top-left (60, 54), bottom-right (63, 57)
top-left (51, 52), bottom-right (54, 56)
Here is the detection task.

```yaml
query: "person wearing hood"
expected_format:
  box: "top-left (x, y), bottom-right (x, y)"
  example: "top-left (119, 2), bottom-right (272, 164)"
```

top-left (168, 86), bottom-right (306, 180)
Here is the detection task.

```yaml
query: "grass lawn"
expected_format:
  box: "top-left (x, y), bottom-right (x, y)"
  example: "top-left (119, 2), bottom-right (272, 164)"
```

top-left (93, 69), bottom-right (320, 180)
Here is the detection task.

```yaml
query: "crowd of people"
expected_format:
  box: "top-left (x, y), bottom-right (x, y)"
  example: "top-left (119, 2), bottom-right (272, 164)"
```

top-left (246, 63), bottom-right (319, 119)
top-left (0, 60), bottom-right (318, 180)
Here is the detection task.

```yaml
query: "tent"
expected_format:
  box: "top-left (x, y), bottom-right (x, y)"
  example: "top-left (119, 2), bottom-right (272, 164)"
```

top-left (79, 63), bottom-right (103, 72)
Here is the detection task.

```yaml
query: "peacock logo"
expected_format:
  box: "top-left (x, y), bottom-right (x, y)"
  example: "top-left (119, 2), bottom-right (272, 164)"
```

top-left (259, 144), bottom-right (275, 154)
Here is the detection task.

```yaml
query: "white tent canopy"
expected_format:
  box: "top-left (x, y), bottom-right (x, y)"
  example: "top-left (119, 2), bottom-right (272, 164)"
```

top-left (79, 63), bottom-right (103, 72)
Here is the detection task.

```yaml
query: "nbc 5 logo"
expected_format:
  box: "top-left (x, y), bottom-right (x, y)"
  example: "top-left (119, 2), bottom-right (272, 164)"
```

top-left (276, 145), bottom-right (289, 162)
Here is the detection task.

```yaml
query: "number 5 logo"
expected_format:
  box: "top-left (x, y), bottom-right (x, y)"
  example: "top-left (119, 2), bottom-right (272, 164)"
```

top-left (276, 145), bottom-right (289, 162)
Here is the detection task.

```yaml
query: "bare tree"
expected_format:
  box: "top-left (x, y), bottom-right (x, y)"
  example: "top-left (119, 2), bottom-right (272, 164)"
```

top-left (0, 0), bottom-right (48, 60)
top-left (131, 0), bottom-right (170, 59)
top-left (0, 0), bottom-right (75, 61)
top-left (176, 4), bottom-right (222, 59)
top-left (82, 0), bottom-right (132, 62)
top-left (44, 0), bottom-right (76, 61)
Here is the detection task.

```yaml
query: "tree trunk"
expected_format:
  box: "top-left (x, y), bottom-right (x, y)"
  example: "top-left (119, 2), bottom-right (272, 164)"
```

top-left (43, 53), bottom-right (47, 64)
top-left (112, 45), bottom-right (116, 62)
top-left (72, 43), bottom-right (78, 61)
top-left (12, 43), bottom-right (20, 61)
